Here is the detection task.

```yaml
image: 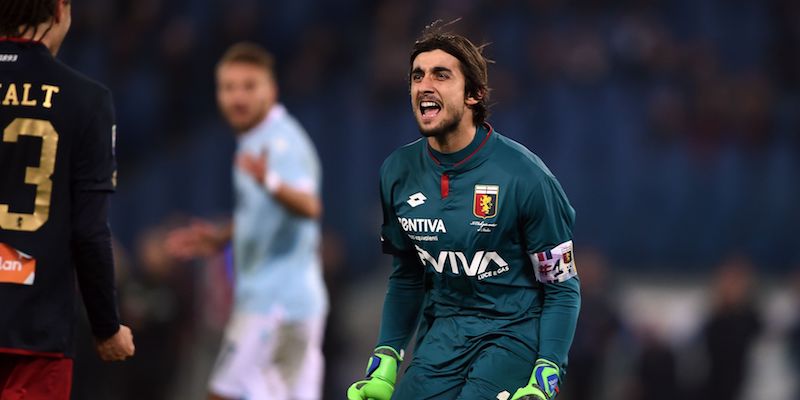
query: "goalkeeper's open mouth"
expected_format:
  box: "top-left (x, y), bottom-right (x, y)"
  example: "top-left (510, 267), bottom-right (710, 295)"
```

top-left (419, 100), bottom-right (442, 123)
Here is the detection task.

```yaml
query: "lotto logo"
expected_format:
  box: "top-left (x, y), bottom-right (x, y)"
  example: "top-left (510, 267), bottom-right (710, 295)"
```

top-left (407, 192), bottom-right (427, 207)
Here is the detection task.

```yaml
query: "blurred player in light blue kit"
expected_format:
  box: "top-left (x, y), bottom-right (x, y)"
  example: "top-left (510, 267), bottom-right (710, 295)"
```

top-left (166, 42), bottom-right (327, 400)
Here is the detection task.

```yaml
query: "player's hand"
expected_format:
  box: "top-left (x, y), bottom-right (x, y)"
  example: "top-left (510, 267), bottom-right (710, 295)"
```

top-left (164, 219), bottom-right (224, 260)
top-left (511, 358), bottom-right (560, 400)
top-left (347, 346), bottom-right (402, 400)
top-left (95, 324), bottom-right (135, 361)
top-left (236, 150), bottom-right (268, 185)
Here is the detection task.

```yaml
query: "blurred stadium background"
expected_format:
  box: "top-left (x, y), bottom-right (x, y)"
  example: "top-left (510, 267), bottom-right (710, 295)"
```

top-left (59, 0), bottom-right (800, 399)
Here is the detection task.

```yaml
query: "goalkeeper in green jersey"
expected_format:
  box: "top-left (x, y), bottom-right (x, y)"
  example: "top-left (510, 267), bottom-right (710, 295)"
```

top-left (347, 21), bottom-right (581, 400)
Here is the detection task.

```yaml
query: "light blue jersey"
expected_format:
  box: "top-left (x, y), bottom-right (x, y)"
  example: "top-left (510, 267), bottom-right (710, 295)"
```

top-left (232, 104), bottom-right (327, 321)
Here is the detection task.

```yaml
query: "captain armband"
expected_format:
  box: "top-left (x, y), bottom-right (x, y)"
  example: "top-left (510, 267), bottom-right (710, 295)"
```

top-left (530, 240), bottom-right (577, 284)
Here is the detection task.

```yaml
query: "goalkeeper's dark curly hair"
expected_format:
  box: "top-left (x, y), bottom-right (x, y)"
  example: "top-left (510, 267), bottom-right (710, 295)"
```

top-left (410, 19), bottom-right (493, 126)
top-left (0, 0), bottom-right (63, 39)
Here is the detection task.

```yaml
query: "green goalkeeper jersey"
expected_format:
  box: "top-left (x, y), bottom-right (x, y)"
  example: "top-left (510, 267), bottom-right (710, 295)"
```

top-left (377, 124), bottom-right (580, 367)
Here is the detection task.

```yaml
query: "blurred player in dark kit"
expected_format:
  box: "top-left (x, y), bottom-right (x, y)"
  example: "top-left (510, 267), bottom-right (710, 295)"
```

top-left (0, 0), bottom-right (135, 399)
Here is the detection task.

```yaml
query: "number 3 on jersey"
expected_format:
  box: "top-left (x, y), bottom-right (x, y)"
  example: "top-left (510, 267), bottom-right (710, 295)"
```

top-left (0, 118), bottom-right (58, 232)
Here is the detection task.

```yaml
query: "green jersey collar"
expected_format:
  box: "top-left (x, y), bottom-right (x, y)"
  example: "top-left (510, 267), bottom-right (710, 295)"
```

top-left (426, 123), bottom-right (494, 172)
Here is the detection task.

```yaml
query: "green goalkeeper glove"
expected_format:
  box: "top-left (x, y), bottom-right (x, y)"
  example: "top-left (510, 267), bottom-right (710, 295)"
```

top-left (511, 358), bottom-right (561, 400)
top-left (347, 346), bottom-right (403, 400)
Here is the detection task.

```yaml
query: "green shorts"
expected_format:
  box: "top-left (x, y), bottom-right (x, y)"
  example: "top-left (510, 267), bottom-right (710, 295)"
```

top-left (393, 315), bottom-right (540, 400)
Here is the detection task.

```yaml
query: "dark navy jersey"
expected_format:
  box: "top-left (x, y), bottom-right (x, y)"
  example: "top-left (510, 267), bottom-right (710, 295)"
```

top-left (0, 39), bottom-right (117, 357)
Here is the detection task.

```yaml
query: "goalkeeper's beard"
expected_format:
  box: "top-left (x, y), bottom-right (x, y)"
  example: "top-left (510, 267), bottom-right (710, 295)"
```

top-left (417, 105), bottom-right (463, 139)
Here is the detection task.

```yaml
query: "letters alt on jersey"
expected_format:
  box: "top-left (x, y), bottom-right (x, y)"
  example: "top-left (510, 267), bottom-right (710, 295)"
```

top-left (1, 82), bottom-right (60, 108)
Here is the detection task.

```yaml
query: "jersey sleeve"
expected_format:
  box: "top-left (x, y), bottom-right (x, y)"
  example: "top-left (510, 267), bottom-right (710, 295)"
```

top-left (71, 88), bottom-right (120, 339)
top-left (74, 88), bottom-right (116, 193)
top-left (378, 160), bottom-right (413, 255)
top-left (375, 156), bottom-right (425, 353)
top-left (376, 252), bottom-right (425, 353)
top-left (72, 191), bottom-right (120, 339)
top-left (520, 166), bottom-right (580, 368)
top-left (521, 169), bottom-right (575, 255)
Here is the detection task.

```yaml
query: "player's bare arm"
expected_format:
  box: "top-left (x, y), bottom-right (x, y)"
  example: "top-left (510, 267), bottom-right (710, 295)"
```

top-left (164, 219), bottom-right (232, 260)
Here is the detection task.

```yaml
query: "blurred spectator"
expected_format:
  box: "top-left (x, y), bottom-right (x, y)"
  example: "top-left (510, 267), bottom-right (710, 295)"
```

top-left (112, 225), bottom-right (197, 400)
top-left (55, 0), bottom-right (800, 398)
top-left (73, 230), bottom-right (197, 400)
top-left (631, 328), bottom-right (678, 400)
top-left (55, 0), bottom-right (798, 273)
top-left (700, 256), bottom-right (763, 400)
top-left (790, 268), bottom-right (800, 400)
top-left (319, 229), bottom-right (350, 399)
top-left (72, 239), bottom-right (134, 400)
top-left (561, 250), bottom-right (621, 400)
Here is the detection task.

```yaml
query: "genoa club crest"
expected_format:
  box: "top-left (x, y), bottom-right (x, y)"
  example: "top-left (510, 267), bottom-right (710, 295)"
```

top-left (473, 184), bottom-right (499, 219)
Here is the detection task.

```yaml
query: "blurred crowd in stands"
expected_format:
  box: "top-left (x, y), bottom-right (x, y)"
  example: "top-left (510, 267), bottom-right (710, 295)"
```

top-left (61, 0), bottom-right (800, 269)
top-left (54, 0), bottom-right (800, 398)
